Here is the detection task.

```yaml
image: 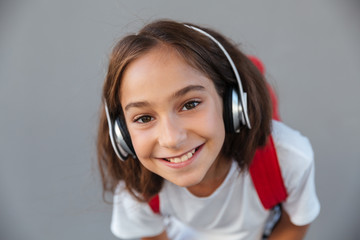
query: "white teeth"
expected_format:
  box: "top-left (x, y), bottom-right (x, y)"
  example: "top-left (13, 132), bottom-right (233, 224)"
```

top-left (167, 149), bottom-right (196, 163)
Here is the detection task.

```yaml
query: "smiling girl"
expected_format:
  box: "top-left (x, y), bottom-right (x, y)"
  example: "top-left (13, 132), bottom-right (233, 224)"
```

top-left (97, 20), bottom-right (320, 240)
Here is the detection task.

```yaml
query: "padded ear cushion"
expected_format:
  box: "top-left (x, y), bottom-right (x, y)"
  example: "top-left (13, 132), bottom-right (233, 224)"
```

top-left (116, 116), bottom-right (136, 156)
top-left (223, 88), bottom-right (235, 133)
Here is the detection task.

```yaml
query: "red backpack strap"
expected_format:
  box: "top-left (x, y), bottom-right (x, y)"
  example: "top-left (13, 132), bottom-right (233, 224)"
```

top-left (248, 56), bottom-right (286, 208)
top-left (148, 194), bottom-right (160, 214)
top-left (248, 55), bottom-right (281, 121)
top-left (248, 55), bottom-right (265, 75)
top-left (249, 135), bottom-right (288, 209)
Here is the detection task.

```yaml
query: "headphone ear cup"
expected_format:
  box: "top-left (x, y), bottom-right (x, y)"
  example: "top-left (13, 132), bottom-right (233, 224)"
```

top-left (224, 88), bottom-right (245, 133)
top-left (223, 88), bottom-right (235, 133)
top-left (113, 117), bottom-right (136, 159)
top-left (104, 101), bottom-right (136, 161)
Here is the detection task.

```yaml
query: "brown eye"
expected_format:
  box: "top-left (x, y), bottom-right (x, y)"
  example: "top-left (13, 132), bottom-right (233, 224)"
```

top-left (135, 115), bottom-right (153, 123)
top-left (182, 101), bottom-right (200, 111)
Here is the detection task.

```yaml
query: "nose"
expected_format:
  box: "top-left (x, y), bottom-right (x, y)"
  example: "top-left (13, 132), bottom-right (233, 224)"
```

top-left (157, 116), bottom-right (186, 149)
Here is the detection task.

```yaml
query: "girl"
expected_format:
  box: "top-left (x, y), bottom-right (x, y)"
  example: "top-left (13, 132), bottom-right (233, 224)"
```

top-left (97, 20), bottom-right (320, 240)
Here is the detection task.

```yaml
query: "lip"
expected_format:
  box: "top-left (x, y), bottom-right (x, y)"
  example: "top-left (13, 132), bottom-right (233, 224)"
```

top-left (160, 144), bottom-right (204, 169)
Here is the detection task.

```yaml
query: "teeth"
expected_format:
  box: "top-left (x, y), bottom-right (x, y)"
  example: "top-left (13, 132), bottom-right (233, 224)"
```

top-left (167, 149), bottom-right (196, 163)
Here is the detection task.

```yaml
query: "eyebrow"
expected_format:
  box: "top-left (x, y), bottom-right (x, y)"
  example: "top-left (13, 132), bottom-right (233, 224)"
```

top-left (124, 85), bottom-right (205, 112)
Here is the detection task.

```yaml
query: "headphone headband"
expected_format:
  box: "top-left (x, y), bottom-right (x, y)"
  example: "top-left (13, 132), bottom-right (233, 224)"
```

top-left (184, 24), bottom-right (251, 131)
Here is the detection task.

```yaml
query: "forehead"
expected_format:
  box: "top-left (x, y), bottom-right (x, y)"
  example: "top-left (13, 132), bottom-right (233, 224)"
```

top-left (123, 45), bottom-right (200, 81)
top-left (119, 46), bottom-right (214, 102)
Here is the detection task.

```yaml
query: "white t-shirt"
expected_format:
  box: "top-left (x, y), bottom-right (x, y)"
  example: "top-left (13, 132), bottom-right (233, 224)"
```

top-left (111, 121), bottom-right (320, 240)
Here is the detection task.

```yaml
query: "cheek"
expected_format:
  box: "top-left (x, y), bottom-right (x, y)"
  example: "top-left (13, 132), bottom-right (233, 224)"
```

top-left (193, 104), bottom-right (226, 148)
top-left (129, 131), bottom-right (153, 159)
top-left (209, 114), bottom-right (226, 145)
top-left (206, 102), bottom-right (226, 152)
top-left (204, 100), bottom-right (225, 136)
top-left (130, 133), bottom-right (158, 171)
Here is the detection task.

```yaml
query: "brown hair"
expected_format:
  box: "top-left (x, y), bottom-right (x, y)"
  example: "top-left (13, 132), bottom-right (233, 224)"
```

top-left (97, 19), bottom-right (272, 202)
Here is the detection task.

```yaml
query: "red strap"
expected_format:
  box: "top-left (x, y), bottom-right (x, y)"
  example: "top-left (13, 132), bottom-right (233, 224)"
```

top-left (248, 55), bottom-right (265, 75)
top-left (148, 194), bottom-right (160, 214)
top-left (248, 55), bottom-right (281, 121)
top-left (249, 136), bottom-right (288, 209)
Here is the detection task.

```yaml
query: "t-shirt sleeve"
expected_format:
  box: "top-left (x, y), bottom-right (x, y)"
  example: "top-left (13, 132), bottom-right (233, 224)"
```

top-left (110, 182), bottom-right (165, 239)
top-left (272, 121), bottom-right (320, 226)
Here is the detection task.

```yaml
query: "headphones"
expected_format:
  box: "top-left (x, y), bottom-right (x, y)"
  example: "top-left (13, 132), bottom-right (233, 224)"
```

top-left (104, 25), bottom-right (251, 161)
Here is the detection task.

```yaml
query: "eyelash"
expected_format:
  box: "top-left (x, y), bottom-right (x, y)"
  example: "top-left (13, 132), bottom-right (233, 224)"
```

top-left (181, 100), bottom-right (201, 111)
top-left (133, 115), bottom-right (154, 124)
top-left (133, 100), bottom-right (201, 124)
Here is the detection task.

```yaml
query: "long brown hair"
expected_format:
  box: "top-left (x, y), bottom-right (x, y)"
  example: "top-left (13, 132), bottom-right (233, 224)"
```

top-left (97, 19), bottom-right (272, 202)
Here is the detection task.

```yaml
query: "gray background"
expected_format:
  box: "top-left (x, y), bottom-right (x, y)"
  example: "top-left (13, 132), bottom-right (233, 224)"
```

top-left (1, 0), bottom-right (359, 239)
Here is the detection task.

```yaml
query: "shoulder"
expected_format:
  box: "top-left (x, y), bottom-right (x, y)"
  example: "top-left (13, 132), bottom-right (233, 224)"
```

top-left (271, 120), bottom-right (314, 172)
top-left (111, 182), bottom-right (165, 239)
top-left (271, 121), bottom-right (320, 225)
top-left (271, 120), bottom-right (315, 195)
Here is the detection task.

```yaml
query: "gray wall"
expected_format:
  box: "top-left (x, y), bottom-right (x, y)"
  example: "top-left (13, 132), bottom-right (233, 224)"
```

top-left (1, 1), bottom-right (359, 239)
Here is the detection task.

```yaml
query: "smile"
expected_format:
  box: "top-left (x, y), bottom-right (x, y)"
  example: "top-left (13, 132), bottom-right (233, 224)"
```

top-left (163, 146), bottom-right (201, 163)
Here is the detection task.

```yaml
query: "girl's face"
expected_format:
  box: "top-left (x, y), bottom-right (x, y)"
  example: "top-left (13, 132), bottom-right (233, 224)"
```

top-left (120, 46), bottom-right (226, 189)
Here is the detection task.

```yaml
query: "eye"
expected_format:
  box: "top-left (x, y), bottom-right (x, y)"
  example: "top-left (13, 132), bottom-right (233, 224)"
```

top-left (134, 115), bottom-right (154, 124)
top-left (181, 100), bottom-right (200, 111)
